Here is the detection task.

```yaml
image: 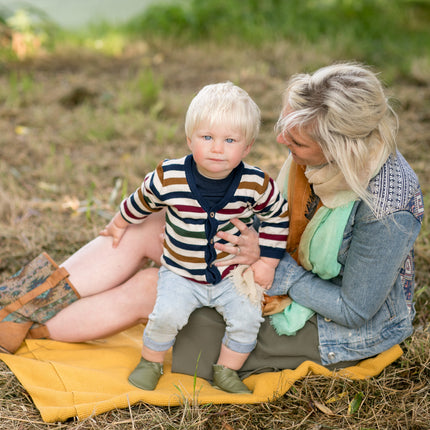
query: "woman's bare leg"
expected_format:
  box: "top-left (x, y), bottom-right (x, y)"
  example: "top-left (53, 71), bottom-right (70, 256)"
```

top-left (62, 210), bottom-right (165, 297)
top-left (44, 210), bottom-right (166, 341)
top-left (47, 268), bottom-right (159, 342)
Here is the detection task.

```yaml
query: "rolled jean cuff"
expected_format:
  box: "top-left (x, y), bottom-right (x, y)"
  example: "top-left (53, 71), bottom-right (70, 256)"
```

top-left (222, 335), bottom-right (257, 354)
top-left (143, 334), bottom-right (174, 352)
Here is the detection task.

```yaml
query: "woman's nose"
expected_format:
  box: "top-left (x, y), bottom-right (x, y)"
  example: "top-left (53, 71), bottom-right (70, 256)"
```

top-left (276, 133), bottom-right (288, 145)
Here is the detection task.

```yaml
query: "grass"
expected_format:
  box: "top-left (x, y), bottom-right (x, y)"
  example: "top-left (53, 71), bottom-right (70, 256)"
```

top-left (122, 0), bottom-right (430, 78)
top-left (0, 1), bottom-right (429, 428)
top-left (4, 0), bottom-right (429, 79)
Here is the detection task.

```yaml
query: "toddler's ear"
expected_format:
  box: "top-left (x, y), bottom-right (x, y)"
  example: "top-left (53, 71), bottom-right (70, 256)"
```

top-left (243, 140), bottom-right (254, 157)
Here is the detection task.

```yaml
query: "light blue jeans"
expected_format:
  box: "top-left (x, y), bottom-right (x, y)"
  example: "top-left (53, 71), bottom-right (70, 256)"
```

top-left (143, 266), bottom-right (264, 354)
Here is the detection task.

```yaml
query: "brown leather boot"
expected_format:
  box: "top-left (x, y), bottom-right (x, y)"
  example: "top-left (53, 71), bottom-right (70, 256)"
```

top-left (0, 252), bottom-right (80, 354)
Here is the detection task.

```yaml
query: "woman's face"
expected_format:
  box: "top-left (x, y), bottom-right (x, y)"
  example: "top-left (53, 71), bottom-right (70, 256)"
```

top-left (276, 126), bottom-right (327, 166)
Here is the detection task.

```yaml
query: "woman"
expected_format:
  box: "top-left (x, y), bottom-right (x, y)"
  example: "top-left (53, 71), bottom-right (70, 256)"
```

top-left (171, 62), bottom-right (424, 379)
top-left (0, 63), bottom-right (424, 383)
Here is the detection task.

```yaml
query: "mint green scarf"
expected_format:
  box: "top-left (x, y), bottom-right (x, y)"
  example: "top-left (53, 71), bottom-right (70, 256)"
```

top-left (299, 202), bottom-right (355, 280)
top-left (270, 159), bottom-right (355, 336)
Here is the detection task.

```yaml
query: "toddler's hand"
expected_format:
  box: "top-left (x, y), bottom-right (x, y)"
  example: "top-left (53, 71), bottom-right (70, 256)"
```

top-left (99, 212), bottom-right (128, 247)
top-left (249, 258), bottom-right (277, 290)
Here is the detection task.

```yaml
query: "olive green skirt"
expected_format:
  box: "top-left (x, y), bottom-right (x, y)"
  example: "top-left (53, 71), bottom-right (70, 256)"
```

top-left (171, 307), bottom-right (359, 381)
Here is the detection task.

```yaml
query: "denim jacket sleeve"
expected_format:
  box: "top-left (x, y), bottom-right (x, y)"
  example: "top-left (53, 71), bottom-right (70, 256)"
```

top-left (267, 201), bottom-right (422, 329)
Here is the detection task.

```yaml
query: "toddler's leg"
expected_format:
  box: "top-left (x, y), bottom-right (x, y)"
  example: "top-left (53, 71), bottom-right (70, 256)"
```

top-left (212, 278), bottom-right (264, 394)
top-left (129, 268), bottom-right (200, 390)
top-left (217, 343), bottom-right (249, 370)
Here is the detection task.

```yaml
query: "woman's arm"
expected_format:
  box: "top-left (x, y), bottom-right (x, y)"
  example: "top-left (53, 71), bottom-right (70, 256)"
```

top-left (268, 205), bottom-right (422, 328)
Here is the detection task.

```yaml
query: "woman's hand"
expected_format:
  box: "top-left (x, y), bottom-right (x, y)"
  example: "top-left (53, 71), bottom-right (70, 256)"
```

top-left (214, 218), bottom-right (260, 267)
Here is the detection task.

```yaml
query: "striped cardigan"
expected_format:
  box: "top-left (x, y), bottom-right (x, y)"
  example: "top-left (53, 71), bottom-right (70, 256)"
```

top-left (120, 155), bottom-right (289, 284)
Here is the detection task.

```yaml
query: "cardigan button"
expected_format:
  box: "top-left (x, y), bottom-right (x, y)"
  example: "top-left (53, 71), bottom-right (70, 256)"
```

top-left (210, 212), bottom-right (215, 217)
top-left (327, 352), bottom-right (336, 360)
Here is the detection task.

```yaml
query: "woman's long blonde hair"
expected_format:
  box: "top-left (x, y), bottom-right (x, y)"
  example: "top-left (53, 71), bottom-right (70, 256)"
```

top-left (276, 62), bottom-right (398, 208)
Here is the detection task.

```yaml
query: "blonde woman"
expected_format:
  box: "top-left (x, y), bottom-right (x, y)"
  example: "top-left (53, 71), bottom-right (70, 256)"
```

top-left (171, 63), bottom-right (424, 379)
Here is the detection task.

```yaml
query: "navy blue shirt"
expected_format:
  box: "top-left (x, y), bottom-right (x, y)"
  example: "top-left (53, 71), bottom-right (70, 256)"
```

top-left (191, 157), bottom-right (237, 208)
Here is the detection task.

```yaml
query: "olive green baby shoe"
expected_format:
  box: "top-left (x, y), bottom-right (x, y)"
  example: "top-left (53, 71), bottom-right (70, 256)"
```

top-left (212, 364), bottom-right (252, 394)
top-left (128, 357), bottom-right (163, 390)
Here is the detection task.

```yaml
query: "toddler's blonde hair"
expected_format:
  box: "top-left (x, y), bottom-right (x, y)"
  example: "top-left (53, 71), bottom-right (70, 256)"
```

top-left (185, 82), bottom-right (261, 146)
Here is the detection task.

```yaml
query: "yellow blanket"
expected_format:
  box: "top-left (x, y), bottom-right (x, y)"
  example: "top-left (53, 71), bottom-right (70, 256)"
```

top-left (0, 324), bottom-right (403, 423)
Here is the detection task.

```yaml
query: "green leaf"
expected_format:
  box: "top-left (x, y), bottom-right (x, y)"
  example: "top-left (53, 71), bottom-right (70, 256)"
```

top-left (348, 391), bottom-right (364, 414)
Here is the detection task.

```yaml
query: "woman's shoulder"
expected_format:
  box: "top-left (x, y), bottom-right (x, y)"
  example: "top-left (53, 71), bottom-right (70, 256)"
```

top-left (368, 151), bottom-right (424, 221)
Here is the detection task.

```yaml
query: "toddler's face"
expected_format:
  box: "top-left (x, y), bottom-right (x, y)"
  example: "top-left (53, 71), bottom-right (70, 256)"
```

top-left (187, 120), bottom-right (252, 179)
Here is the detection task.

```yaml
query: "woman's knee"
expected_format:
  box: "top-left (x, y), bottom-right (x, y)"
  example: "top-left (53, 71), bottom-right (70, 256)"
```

top-left (129, 267), bottom-right (158, 299)
top-left (116, 268), bottom-right (159, 321)
top-left (126, 211), bottom-right (166, 264)
top-left (134, 267), bottom-right (159, 287)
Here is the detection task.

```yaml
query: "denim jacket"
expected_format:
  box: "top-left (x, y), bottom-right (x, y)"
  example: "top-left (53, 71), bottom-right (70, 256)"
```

top-left (268, 152), bottom-right (424, 365)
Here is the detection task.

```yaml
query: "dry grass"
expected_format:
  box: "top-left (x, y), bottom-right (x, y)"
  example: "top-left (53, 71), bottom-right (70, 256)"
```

top-left (0, 40), bottom-right (429, 428)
